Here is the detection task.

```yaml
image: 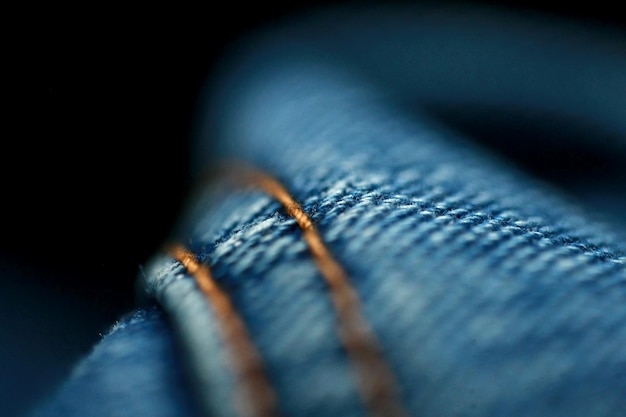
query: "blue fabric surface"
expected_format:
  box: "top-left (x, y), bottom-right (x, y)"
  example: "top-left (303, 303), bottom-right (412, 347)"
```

top-left (34, 307), bottom-right (201, 417)
top-left (36, 4), bottom-right (626, 417)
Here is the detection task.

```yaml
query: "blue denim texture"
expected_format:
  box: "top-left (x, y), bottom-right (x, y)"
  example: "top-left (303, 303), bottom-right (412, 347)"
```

top-left (35, 307), bottom-right (202, 417)
top-left (36, 4), bottom-right (626, 417)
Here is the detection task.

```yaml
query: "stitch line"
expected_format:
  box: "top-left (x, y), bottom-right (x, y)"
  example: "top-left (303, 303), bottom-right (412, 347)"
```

top-left (240, 168), bottom-right (409, 417)
top-left (169, 245), bottom-right (280, 417)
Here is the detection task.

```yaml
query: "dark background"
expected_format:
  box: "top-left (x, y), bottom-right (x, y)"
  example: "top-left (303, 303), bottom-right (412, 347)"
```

top-left (3, 1), bottom-right (625, 416)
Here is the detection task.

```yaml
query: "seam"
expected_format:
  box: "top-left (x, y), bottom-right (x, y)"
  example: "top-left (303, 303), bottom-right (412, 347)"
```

top-left (239, 168), bottom-right (409, 417)
top-left (168, 244), bottom-right (281, 417)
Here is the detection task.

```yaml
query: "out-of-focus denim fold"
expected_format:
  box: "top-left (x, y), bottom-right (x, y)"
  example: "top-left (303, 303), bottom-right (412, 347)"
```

top-left (196, 3), bottom-right (626, 166)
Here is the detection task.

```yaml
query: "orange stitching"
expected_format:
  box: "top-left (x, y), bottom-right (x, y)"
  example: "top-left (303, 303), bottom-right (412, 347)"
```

top-left (169, 245), bottom-right (280, 417)
top-left (240, 169), bottom-right (409, 417)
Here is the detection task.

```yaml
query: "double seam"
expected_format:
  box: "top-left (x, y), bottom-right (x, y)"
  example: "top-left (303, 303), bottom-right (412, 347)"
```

top-left (171, 165), bottom-right (408, 417)
top-left (241, 168), bottom-right (408, 417)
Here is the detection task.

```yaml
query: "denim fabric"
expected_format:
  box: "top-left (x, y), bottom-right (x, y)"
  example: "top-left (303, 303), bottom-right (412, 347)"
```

top-left (36, 4), bottom-right (626, 417)
top-left (35, 307), bottom-right (201, 417)
top-left (196, 4), bottom-right (626, 163)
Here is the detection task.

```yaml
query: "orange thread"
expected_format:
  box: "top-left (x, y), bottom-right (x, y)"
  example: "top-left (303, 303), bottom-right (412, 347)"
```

top-left (169, 245), bottom-right (280, 417)
top-left (240, 169), bottom-right (409, 417)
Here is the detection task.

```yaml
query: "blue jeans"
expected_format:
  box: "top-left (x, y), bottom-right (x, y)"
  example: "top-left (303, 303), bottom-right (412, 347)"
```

top-left (35, 4), bottom-right (626, 417)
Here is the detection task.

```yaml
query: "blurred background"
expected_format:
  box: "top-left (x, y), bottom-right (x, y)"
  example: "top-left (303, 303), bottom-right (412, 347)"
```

top-left (2, 1), bottom-right (625, 416)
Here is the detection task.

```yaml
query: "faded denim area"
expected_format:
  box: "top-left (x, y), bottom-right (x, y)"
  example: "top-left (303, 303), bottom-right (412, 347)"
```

top-left (36, 4), bottom-right (626, 417)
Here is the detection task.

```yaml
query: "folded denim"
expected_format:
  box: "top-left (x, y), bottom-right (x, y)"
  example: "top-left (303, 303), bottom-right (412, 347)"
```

top-left (35, 4), bottom-right (626, 417)
top-left (35, 307), bottom-right (202, 417)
